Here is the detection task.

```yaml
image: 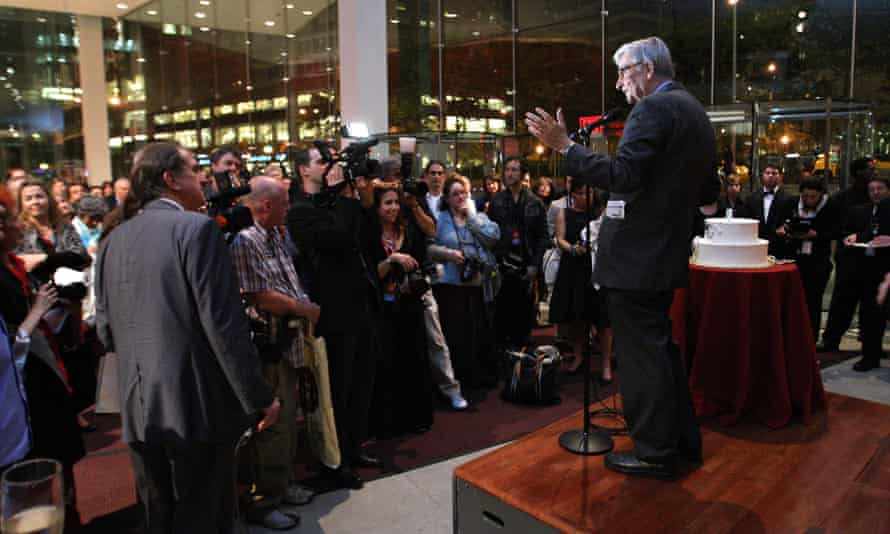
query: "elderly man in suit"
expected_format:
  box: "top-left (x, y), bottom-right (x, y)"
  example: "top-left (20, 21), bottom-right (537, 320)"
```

top-left (95, 142), bottom-right (280, 534)
top-left (527, 36), bottom-right (719, 479)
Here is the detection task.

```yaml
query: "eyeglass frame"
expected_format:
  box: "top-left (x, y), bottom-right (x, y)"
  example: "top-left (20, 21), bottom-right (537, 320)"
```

top-left (617, 61), bottom-right (644, 78)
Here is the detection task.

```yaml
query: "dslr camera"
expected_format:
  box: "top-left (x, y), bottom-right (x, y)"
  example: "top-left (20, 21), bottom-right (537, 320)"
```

top-left (784, 217), bottom-right (813, 237)
top-left (207, 170), bottom-right (253, 236)
top-left (460, 256), bottom-right (484, 283)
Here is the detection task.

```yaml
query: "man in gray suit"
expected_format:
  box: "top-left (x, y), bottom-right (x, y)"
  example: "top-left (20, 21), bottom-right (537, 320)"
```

top-left (527, 36), bottom-right (719, 479)
top-left (95, 142), bottom-right (280, 533)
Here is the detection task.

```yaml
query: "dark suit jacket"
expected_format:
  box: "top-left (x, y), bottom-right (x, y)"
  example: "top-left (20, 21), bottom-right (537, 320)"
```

top-left (95, 200), bottom-right (273, 445)
top-left (740, 189), bottom-right (792, 256)
top-left (487, 188), bottom-right (549, 271)
top-left (564, 81), bottom-right (719, 291)
top-left (844, 201), bottom-right (890, 270)
top-left (285, 193), bottom-right (380, 336)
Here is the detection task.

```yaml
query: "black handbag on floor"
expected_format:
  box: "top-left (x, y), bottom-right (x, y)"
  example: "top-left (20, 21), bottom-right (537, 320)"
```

top-left (501, 346), bottom-right (562, 405)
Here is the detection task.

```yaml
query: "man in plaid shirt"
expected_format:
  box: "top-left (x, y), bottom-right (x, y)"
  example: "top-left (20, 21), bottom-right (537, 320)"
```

top-left (231, 176), bottom-right (320, 530)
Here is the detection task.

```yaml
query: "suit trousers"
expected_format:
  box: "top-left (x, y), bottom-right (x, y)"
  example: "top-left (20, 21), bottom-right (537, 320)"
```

top-left (325, 321), bottom-right (378, 464)
top-left (421, 289), bottom-right (462, 395)
top-left (246, 360), bottom-right (298, 509)
top-left (129, 439), bottom-right (237, 534)
top-left (822, 255), bottom-right (863, 346)
top-left (859, 263), bottom-right (888, 363)
top-left (607, 289), bottom-right (701, 461)
top-left (797, 258), bottom-right (832, 342)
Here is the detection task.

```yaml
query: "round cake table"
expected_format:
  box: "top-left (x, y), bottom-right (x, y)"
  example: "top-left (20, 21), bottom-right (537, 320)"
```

top-left (670, 263), bottom-right (826, 428)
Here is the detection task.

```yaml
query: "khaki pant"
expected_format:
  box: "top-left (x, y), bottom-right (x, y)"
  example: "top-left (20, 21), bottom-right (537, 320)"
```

top-left (248, 360), bottom-right (298, 509)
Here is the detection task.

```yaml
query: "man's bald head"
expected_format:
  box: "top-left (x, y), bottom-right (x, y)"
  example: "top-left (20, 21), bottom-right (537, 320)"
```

top-left (246, 176), bottom-right (289, 228)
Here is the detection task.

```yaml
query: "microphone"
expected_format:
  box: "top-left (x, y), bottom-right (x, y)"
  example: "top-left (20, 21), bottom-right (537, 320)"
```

top-left (571, 108), bottom-right (625, 140)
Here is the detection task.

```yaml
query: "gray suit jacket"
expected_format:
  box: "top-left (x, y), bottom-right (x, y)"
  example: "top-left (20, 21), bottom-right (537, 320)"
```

top-left (565, 81), bottom-right (719, 291)
top-left (95, 200), bottom-right (273, 445)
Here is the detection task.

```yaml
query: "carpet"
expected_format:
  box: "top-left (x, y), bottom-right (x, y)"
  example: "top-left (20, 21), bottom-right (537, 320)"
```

top-left (76, 327), bottom-right (618, 532)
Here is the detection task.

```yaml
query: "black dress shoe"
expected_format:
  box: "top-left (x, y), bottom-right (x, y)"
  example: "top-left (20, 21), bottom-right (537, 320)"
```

top-left (604, 451), bottom-right (676, 480)
top-left (853, 357), bottom-right (880, 372)
top-left (323, 466), bottom-right (364, 490)
top-left (352, 453), bottom-right (384, 469)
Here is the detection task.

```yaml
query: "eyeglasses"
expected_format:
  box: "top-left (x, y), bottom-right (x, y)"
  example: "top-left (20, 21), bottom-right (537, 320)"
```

top-left (617, 62), bottom-right (643, 78)
top-left (428, 170), bottom-right (445, 175)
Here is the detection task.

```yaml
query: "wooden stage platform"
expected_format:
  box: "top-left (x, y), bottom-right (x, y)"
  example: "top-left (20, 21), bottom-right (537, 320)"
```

top-left (453, 393), bottom-right (890, 533)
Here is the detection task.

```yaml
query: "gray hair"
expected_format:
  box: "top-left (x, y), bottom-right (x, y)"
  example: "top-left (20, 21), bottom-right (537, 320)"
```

top-left (613, 36), bottom-right (675, 79)
top-left (74, 194), bottom-right (108, 218)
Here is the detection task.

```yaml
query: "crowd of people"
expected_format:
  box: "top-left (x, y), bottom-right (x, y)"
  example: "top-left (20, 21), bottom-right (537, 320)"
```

top-left (1, 138), bottom-right (887, 532)
top-left (719, 158), bottom-right (890, 372)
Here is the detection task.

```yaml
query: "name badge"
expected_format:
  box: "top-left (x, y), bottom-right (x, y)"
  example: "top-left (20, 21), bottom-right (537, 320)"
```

top-left (606, 200), bottom-right (626, 220)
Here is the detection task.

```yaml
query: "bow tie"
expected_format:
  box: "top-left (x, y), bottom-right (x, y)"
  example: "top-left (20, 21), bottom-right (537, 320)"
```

top-left (763, 191), bottom-right (775, 197)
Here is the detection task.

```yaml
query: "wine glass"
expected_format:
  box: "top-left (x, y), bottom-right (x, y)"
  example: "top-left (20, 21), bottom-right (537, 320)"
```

top-left (1, 459), bottom-right (64, 534)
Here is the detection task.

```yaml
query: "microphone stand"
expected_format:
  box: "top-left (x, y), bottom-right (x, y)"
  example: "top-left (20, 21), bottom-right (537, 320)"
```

top-left (558, 129), bottom-right (614, 457)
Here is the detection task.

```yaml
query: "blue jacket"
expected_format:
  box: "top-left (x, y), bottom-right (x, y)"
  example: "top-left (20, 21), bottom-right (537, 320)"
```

top-left (434, 211), bottom-right (500, 287)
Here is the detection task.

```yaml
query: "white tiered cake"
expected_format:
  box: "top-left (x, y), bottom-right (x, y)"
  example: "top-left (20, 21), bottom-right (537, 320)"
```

top-left (692, 217), bottom-right (771, 268)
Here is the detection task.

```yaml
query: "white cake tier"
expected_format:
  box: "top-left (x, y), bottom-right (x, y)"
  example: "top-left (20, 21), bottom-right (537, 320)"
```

top-left (704, 217), bottom-right (760, 244)
top-left (693, 237), bottom-right (771, 269)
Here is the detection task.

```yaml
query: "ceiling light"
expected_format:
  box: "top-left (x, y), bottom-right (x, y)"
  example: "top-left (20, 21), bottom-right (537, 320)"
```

top-left (200, 26), bottom-right (210, 32)
top-left (137, 57), bottom-right (146, 63)
top-left (36, 17), bottom-right (48, 23)
top-left (116, 3), bottom-right (129, 9)
top-left (282, 77), bottom-right (290, 82)
top-left (6, 67), bottom-right (14, 75)
top-left (302, 10), bottom-right (313, 16)
top-left (264, 20), bottom-right (275, 27)
top-left (195, 12), bottom-right (207, 19)
top-left (280, 51), bottom-right (288, 56)
top-left (798, 10), bottom-right (807, 19)
top-left (245, 84), bottom-right (253, 91)
top-left (286, 33), bottom-right (296, 39)
top-left (472, 31), bottom-right (480, 37)
top-left (146, 10), bottom-right (158, 16)
top-left (444, 12), bottom-right (458, 18)
top-left (390, 19), bottom-right (399, 24)
top-left (199, 0), bottom-right (211, 5)
top-left (286, 3), bottom-right (295, 8)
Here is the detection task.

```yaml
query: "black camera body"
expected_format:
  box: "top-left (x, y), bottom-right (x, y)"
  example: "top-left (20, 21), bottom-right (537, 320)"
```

top-left (785, 217), bottom-right (813, 236)
top-left (498, 252), bottom-right (525, 278)
top-left (206, 177), bottom-right (253, 236)
top-left (461, 256), bottom-right (484, 283)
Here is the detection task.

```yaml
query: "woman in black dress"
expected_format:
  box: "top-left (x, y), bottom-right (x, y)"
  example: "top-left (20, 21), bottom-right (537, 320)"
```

top-left (548, 182), bottom-right (613, 382)
top-left (368, 186), bottom-right (434, 437)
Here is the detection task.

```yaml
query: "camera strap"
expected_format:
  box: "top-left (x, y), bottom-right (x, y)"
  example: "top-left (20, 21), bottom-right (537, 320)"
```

top-left (449, 212), bottom-right (479, 259)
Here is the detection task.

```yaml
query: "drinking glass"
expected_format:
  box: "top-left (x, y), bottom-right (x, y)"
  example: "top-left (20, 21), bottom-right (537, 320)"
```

top-left (1, 459), bottom-right (64, 534)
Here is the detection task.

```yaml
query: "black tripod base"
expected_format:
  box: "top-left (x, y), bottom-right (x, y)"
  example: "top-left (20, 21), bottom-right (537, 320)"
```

top-left (558, 428), bottom-right (614, 455)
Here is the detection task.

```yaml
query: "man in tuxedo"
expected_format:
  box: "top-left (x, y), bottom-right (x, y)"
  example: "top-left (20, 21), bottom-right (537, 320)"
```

top-left (527, 36), bottom-right (718, 479)
top-left (740, 164), bottom-right (792, 257)
top-left (839, 178), bottom-right (890, 371)
top-left (95, 142), bottom-right (280, 533)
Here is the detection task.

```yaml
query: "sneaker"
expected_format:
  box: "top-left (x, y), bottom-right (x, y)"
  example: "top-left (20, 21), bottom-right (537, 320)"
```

top-left (446, 390), bottom-right (469, 410)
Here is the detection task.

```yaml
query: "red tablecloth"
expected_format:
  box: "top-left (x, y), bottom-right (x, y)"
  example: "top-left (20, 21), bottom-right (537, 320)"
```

top-left (671, 263), bottom-right (826, 428)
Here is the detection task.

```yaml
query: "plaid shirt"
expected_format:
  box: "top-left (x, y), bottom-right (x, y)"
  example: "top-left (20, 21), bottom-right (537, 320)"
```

top-left (231, 223), bottom-right (309, 368)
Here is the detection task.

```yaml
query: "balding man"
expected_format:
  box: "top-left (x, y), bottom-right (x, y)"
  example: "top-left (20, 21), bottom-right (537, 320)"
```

top-left (230, 176), bottom-right (320, 529)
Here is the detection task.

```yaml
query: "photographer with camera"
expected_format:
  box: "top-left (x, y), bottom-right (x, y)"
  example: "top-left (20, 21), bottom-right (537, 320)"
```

top-left (487, 157), bottom-right (549, 352)
top-left (774, 177), bottom-right (840, 339)
top-left (210, 145), bottom-right (246, 192)
top-left (383, 156), bottom-right (469, 411)
top-left (230, 176), bottom-right (320, 530)
top-left (367, 184), bottom-right (435, 437)
top-left (286, 144), bottom-right (382, 489)
top-left (432, 177), bottom-right (501, 389)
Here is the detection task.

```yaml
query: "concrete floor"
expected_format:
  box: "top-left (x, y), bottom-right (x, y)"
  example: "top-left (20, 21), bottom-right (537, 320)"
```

top-left (247, 445), bottom-right (504, 534)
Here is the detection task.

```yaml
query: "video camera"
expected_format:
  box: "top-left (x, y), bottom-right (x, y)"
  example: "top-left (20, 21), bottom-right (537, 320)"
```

top-left (784, 216), bottom-right (813, 237)
top-left (207, 170), bottom-right (253, 236)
